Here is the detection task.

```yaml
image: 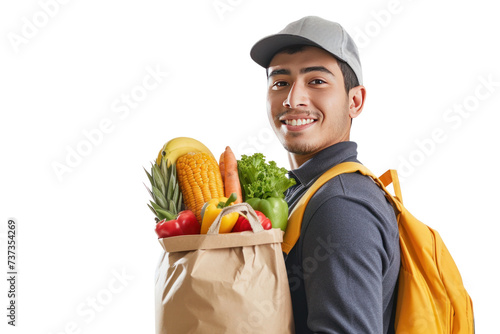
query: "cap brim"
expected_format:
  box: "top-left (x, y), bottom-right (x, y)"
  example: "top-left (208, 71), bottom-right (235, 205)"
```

top-left (250, 34), bottom-right (323, 68)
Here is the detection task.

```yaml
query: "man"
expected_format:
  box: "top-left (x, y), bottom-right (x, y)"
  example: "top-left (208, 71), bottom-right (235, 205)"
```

top-left (250, 16), bottom-right (400, 333)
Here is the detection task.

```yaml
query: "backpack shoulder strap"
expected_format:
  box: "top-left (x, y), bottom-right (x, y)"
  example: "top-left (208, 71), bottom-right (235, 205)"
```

top-left (282, 161), bottom-right (401, 254)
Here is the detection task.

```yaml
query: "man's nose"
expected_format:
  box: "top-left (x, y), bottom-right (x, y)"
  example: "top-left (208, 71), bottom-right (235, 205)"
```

top-left (283, 83), bottom-right (308, 108)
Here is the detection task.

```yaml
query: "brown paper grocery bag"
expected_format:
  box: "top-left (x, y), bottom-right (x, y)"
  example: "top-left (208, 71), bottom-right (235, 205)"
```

top-left (155, 203), bottom-right (295, 334)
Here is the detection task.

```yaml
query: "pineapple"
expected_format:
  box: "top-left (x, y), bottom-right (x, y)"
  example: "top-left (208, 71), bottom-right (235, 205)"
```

top-left (144, 157), bottom-right (183, 222)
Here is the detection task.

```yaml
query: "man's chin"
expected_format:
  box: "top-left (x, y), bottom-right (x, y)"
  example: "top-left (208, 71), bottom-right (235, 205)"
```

top-left (282, 142), bottom-right (317, 155)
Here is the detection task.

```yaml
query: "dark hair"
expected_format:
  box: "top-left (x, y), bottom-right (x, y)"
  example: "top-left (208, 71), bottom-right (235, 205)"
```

top-left (269, 45), bottom-right (359, 94)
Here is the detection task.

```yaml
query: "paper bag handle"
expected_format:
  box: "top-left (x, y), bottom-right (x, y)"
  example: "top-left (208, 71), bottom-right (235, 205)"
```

top-left (207, 203), bottom-right (264, 235)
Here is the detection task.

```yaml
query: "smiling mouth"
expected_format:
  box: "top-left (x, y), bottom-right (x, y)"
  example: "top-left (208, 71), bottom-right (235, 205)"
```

top-left (281, 118), bottom-right (317, 126)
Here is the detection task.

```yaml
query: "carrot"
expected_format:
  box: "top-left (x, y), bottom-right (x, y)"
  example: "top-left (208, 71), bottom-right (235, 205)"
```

top-left (223, 146), bottom-right (242, 203)
top-left (219, 152), bottom-right (225, 184)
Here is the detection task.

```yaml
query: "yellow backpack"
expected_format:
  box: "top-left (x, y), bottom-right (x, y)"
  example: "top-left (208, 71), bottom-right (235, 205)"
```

top-left (282, 162), bottom-right (474, 333)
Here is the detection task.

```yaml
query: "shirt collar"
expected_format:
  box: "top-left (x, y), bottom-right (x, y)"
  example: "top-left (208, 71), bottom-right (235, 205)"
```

top-left (289, 141), bottom-right (359, 187)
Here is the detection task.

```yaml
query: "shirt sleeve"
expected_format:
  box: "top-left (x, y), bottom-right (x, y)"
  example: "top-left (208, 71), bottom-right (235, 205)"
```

top-left (300, 194), bottom-right (393, 333)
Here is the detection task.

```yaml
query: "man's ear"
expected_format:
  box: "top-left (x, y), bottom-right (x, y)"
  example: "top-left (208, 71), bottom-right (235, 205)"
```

top-left (348, 85), bottom-right (366, 119)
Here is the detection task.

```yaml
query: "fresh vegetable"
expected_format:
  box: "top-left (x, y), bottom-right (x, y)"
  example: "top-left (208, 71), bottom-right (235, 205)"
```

top-left (200, 193), bottom-right (239, 234)
top-left (223, 146), bottom-right (242, 203)
top-left (144, 157), bottom-right (183, 222)
top-left (176, 152), bottom-right (225, 223)
top-left (219, 152), bottom-right (225, 182)
top-left (156, 137), bottom-right (215, 167)
top-left (232, 210), bottom-right (272, 232)
top-left (245, 197), bottom-right (289, 231)
top-left (155, 210), bottom-right (200, 238)
top-left (238, 153), bottom-right (296, 231)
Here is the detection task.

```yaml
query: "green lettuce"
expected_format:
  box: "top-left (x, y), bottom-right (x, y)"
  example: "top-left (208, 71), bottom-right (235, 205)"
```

top-left (237, 153), bottom-right (296, 200)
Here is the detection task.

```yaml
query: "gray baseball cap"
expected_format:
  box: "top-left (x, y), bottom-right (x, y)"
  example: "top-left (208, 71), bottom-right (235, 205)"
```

top-left (250, 16), bottom-right (363, 85)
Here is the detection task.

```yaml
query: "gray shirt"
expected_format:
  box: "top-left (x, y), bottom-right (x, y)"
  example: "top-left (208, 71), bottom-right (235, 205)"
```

top-left (285, 141), bottom-right (400, 333)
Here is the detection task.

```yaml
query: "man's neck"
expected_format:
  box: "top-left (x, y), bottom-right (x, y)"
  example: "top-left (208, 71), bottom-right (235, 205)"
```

top-left (288, 151), bottom-right (315, 170)
top-left (287, 138), bottom-right (352, 170)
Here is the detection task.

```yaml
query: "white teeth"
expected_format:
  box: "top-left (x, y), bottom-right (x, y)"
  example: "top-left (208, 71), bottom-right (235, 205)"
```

top-left (284, 118), bottom-right (315, 126)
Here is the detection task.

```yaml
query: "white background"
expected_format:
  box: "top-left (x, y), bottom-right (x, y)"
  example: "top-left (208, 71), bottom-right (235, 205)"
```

top-left (1, 0), bottom-right (499, 333)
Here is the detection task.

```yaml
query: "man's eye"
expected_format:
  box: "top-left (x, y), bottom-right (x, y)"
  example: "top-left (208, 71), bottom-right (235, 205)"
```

top-left (310, 79), bottom-right (326, 84)
top-left (273, 81), bottom-right (289, 88)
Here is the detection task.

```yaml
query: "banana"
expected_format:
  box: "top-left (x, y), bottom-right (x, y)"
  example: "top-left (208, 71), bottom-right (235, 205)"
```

top-left (156, 137), bottom-right (215, 166)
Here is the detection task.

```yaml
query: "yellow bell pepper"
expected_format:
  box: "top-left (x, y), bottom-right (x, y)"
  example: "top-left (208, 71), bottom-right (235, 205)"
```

top-left (200, 193), bottom-right (238, 234)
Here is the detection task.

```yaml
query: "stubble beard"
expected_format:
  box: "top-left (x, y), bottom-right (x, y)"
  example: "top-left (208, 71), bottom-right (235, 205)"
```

top-left (278, 104), bottom-right (350, 156)
top-left (275, 109), bottom-right (323, 155)
top-left (281, 132), bottom-right (319, 155)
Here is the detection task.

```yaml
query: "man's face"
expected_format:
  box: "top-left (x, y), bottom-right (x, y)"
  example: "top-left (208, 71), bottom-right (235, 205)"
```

top-left (266, 46), bottom-right (352, 158)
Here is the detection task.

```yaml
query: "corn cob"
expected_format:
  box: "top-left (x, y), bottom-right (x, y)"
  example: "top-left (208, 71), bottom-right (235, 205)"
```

top-left (176, 152), bottom-right (225, 223)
